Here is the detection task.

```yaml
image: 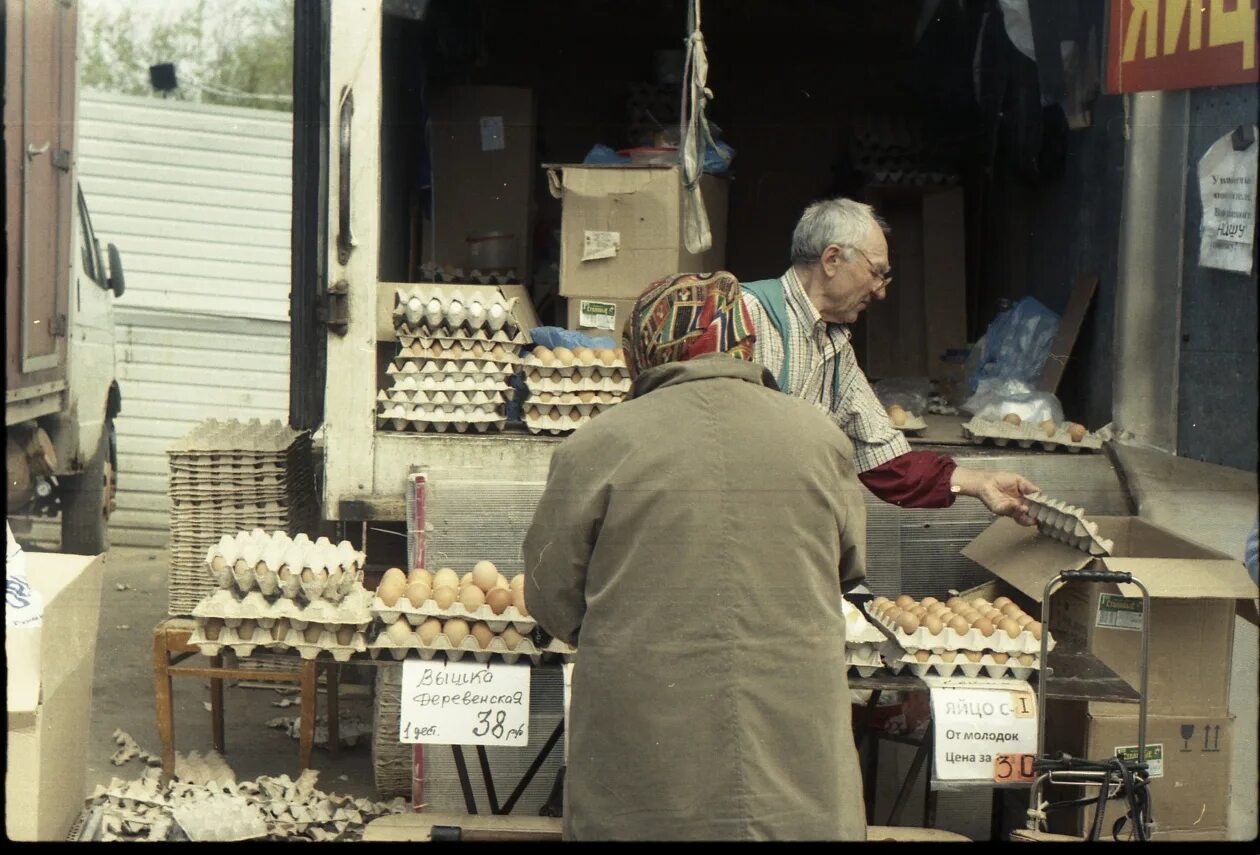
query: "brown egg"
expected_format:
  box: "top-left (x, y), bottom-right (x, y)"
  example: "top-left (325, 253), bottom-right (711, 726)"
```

top-left (986, 608), bottom-right (1005, 622)
top-left (1068, 423), bottom-right (1087, 443)
top-left (1040, 419), bottom-right (1057, 438)
top-left (991, 652), bottom-right (1009, 664)
top-left (470, 622), bottom-right (495, 650)
top-left (501, 625), bottom-right (524, 650)
top-left (408, 567), bottom-right (432, 587)
top-left (574, 347), bottom-right (595, 364)
top-left (998, 618), bottom-right (1021, 639)
top-left (336, 626), bottom-right (355, 645)
top-left (969, 598), bottom-right (991, 610)
top-left (1017, 653), bottom-right (1036, 666)
top-left (510, 574), bottom-right (526, 595)
top-left (960, 609), bottom-right (982, 624)
top-left (920, 596), bottom-right (939, 608)
top-left (459, 585), bottom-right (486, 612)
top-left (964, 650), bottom-right (983, 662)
top-left (914, 649), bottom-right (932, 663)
top-left (993, 596), bottom-right (1012, 609)
top-left (513, 587), bottom-right (530, 617)
top-left (888, 405), bottom-right (908, 427)
top-left (948, 616), bottom-right (970, 635)
top-left (909, 605), bottom-right (928, 618)
top-left (895, 594), bottom-right (916, 609)
top-left (443, 618), bottom-right (470, 646)
top-left (1001, 602), bottom-right (1024, 618)
top-left (377, 577), bottom-right (405, 607)
top-left (1003, 413), bottom-right (1022, 426)
top-left (946, 597), bottom-right (966, 611)
top-left (1016, 614), bottom-right (1035, 628)
top-left (897, 613), bottom-right (921, 633)
top-left (433, 585), bottom-right (458, 609)
top-left (939, 651), bottom-right (958, 663)
top-left (485, 588), bottom-right (513, 615)
top-left (203, 619), bottom-right (223, 641)
top-left (928, 603), bottom-right (951, 617)
top-left (405, 581), bottom-right (431, 608)
top-left (1027, 621), bottom-right (1043, 641)
top-left (382, 567), bottom-right (407, 588)
top-left (301, 568), bottom-right (315, 583)
top-left (432, 567), bottom-right (459, 589)
top-left (884, 607), bottom-right (903, 622)
top-left (417, 617), bottom-right (442, 645)
top-left (597, 349), bottom-right (617, 366)
top-left (923, 614), bottom-right (944, 635)
top-left (973, 618), bottom-right (996, 637)
top-left (534, 346), bottom-right (555, 366)
top-left (553, 347), bottom-right (575, 366)
top-left (872, 596), bottom-right (890, 611)
top-left (386, 617), bottom-right (414, 645)
top-left (472, 560), bottom-right (499, 592)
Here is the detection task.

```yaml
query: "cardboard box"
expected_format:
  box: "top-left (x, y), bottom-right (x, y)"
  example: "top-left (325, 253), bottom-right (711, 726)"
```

top-left (425, 86), bottom-right (536, 276)
top-left (565, 296), bottom-right (636, 340)
top-left (1045, 710), bottom-right (1233, 840)
top-left (545, 164), bottom-right (728, 299)
top-left (5, 551), bottom-right (104, 841)
top-left (962, 517), bottom-right (1258, 716)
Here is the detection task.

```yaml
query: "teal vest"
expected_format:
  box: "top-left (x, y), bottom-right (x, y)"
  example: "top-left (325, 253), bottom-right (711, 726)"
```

top-left (741, 277), bottom-right (844, 399)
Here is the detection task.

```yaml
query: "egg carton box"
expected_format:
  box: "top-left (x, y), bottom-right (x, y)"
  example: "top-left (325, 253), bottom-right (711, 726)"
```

top-left (1024, 492), bottom-right (1114, 556)
top-left (386, 358), bottom-right (517, 380)
top-left (883, 647), bottom-right (1039, 681)
top-left (193, 588), bottom-right (372, 629)
top-left (524, 373), bottom-right (633, 395)
top-left (397, 339), bottom-right (523, 363)
top-left (368, 629), bottom-right (542, 665)
top-left (961, 417), bottom-right (1102, 453)
top-left (522, 411), bottom-right (601, 435)
top-left (392, 418), bottom-right (509, 434)
top-left (521, 362), bottom-right (630, 382)
top-left (521, 349), bottom-right (627, 372)
top-left (167, 419), bottom-right (309, 454)
top-left (392, 285), bottom-right (522, 335)
top-left (845, 642), bottom-right (884, 677)
top-left (377, 389), bottom-right (506, 408)
top-left (515, 389), bottom-right (625, 407)
top-left (190, 620), bottom-right (367, 662)
top-left (863, 602), bottom-right (1052, 655)
top-left (387, 374), bottom-right (513, 395)
top-left (370, 595), bottom-right (536, 634)
top-left (842, 597), bottom-right (891, 645)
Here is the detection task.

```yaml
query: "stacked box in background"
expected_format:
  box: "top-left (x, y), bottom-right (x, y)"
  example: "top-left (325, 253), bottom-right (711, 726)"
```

top-left (166, 419), bottom-right (316, 616)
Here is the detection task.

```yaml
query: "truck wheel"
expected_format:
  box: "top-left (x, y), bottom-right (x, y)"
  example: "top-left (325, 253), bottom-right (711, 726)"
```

top-left (61, 419), bottom-right (113, 555)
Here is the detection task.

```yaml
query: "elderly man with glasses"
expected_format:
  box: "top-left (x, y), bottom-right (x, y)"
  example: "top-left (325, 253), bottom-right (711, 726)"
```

top-left (741, 197), bottom-right (1040, 525)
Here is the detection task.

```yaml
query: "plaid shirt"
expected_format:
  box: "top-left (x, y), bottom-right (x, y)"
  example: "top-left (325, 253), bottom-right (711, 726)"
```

top-left (742, 268), bottom-right (911, 473)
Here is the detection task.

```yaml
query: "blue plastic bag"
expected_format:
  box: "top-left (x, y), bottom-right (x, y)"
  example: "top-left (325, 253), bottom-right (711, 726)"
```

top-left (967, 297), bottom-right (1060, 393)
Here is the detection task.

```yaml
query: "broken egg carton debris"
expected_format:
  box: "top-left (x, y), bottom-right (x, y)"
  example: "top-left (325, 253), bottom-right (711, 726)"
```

top-left (204, 531), bottom-right (365, 603)
top-left (392, 286), bottom-right (521, 336)
top-left (191, 618), bottom-right (367, 662)
top-left (961, 416), bottom-right (1102, 453)
top-left (172, 794), bottom-right (268, 842)
top-left (369, 619), bottom-right (542, 665)
top-left (192, 587), bottom-right (372, 629)
top-left (864, 594), bottom-right (1053, 655)
top-left (883, 646), bottom-right (1039, 681)
top-left (1025, 492), bottom-right (1114, 556)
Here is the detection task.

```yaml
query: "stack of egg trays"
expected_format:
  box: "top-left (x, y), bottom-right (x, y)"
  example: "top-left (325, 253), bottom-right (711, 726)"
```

top-left (166, 420), bottom-right (316, 616)
top-left (1025, 492), bottom-right (1114, 556)
top-left (520, 354), bottom-right (632, 435)
top-left (961, 417), bottom-right (1102, 453)
top-left (540, 636), bottom-right (577, 663)
top-left (368, 627), bottom-right (544, 665)
top-left (842, 597), bottom-right (893, 677)
top-left (370, 596), bottom-right (535, 634)
top-left (189, 587), bottom-right (372, 662)
top-left (878, 641), bottom-right (1039, 681)
top-left (206, 534), bottom-right (366, 605)
top-left (863, 602), bottom-right (1052, 679)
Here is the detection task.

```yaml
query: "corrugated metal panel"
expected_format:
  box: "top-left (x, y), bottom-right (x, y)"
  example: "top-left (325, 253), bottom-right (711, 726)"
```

top-left (71, 91), bottom-right (294, 547)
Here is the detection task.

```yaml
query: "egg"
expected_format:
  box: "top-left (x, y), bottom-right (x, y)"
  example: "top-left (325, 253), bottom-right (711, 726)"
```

top-left (1017, 653), bottom-right (1035, 666)
top-left (895, 594), bottom-right (916, 609)
top-left (1015, 614), bottom-right (1035, 628)
top-left (914, 649), bottom-right (932, 663)
top-left (897, 613), bottom-right (920, 633)
top-left (553, 347), bottom-right (575, 366)
top-left (998, 618), bottom-right (1021, 639)
top-left (534, 346), bottom-right (555, 365)
top-left (928, 603), bottom-right (951, 617)
top-left (946, 597), bottom-right (966, 611)
top-left (235, 620), bottom-right (257, 641)
top-left (470, 622), bottom-right (495, 649)
top-left (459, 585), bottom-right (486, 612)
top-left (418, 618), bottom-right (442, 645)
top-left (471, 560), bottom-right (499, 592)
top-left (443, 618), bottom-right (470, 646)
top-left (433, 567), bottom-right (459, 589)
top-left (888, 405), bottom-right (907, 427)
top-left (513, 587), bottom-right (530, 617)
top-left (993, 596), bottom-right (1012, 609)
top-left (920, 596), bottom-right (939, 608)
top-left (578, 390), bottom-right (596, 404)
top-left (872, 596), bottom-right (890, 611)
top-left (974, 618), bottom-right (996, 637)
top-left (495, 573), bottom-right (510, 590)
top-left (510, 574), bottom-right (526, 595)
top-left (883, 607), bottom-right (903, 622)
top-left (964, 650), bottom-right (983, 662)
top-left (574, 347), bottom-right (595, 364)
top-left (433, 585), bottom-right (458, 609)
top-left (909, 605), bottom-right (928, 618)
top-left (408, 567), bottom-right (432, 587)
top-left (386, 617), bottom-right (414, 646)
top-left (598, 349), bottom-right (617, 366)
top-left (939, 651), bottom-right (958, 663)
top-left (501, 625), bottom-right (524, 650)
top-left (969, 598), bottom-right (990, 609)
top-left (1068, 423), bottom-right (1087, 443)
top-left (377, 577), bottom-right (405, 608)
top-left (1003, 413), bottom-right (1022, 426)
top-left (405, 581), bottom-right (431, 608)
top-left (485, 588), bottom-right (513, 615)
top-left (203, 620), bottom-right (223, 641)
top-left (986, 608), bottom-right (1005, 622)
top-left (1040, 419), bottom-right (1058, 438)
top-left (1001, 602), bottom-right (1023, 618)
top-left (948, 616), bottom-right (970, 635)
top-left (960, 609), bottom-right (981, 623)
top-left (1027, 621), bottom-right (1043, 640)
top-left (923, 614), bottom-right (944, 635)
top-left (336, 626), bottom-right (355, 645)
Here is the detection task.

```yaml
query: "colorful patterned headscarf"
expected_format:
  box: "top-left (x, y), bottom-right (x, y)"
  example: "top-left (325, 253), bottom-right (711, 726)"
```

top-left (622, 271), bottom-right (756, 379)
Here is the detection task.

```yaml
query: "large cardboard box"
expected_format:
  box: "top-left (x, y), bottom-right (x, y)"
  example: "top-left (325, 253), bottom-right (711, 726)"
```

top-left (5, 551), bottom-right (104, 841)
top-left (545, 164), bottom-right (728, 299)
top-left (565, 296), bottom-right (636, 340)
top-left (963, 517), bottom-right (1258, 716)
top-left (425, 86), bottom-right (536, 275)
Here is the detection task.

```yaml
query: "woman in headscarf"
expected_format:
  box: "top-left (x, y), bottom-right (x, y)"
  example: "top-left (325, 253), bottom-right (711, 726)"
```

top-left (523, 272), bottom-right (869, 841)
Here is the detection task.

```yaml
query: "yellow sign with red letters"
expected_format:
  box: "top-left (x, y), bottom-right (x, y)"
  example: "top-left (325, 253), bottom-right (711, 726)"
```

top-left (1108, 0), bottom-right (1258, 93)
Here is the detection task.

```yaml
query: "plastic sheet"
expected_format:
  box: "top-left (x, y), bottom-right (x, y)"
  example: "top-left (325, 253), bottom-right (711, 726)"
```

top-left (966, 297), bottom-right (1060, 393)
top-left (962, 379), bottom-right (1064, 425)
top-left (873, 377), bottom-right (931, 416)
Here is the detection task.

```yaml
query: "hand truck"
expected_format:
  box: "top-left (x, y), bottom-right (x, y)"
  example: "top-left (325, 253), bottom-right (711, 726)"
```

top-left (1025, 569), bottom-right (1155, 842)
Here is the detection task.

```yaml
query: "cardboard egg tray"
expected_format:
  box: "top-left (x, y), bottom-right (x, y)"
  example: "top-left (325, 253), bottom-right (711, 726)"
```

top-left (842, 598), bottom-right (891, 646)
top-left (523, 410), bottom-right (606, 435)
top-left (387, 374), bottom-right (512, 393)
top-left (515, 389), bottom-right (624, 406)
top-left (524, 373), bottom-right (633, 395)
top-left (377, 388), bottom-right (505, 407)
top-left (521, 362), bottom-right (630, 382)
top-left (377, 415), bottom-right (508, 433)
top-left (521, 351), bottom-right (627, 372)
top-left (167, 418), bottom-right (309, 455)
top-left (386, 358), bottom-right (517, 381)
top-left (210, 562), bottom-right (364, 603)
top-left (522, 401), bottom-right (621, 420)
top-left (370, 595), bottom-right (535, 634)
top-left (398, 328), bottom-right (527, 348)
top-left (890, 414), bottom-right (927, 433)
top-left (845, 643), bottom-right (885, 677)
top-left (541, 637), bottom-right (577, 662)
top-left (882, 646), bottom-right (1039, 681)
top-left (193, 588), bottom-right (372, 628)
top-left (863, 602), bottom-right (1053, 655)
top-left (189, 620), bottom-right (367, 662)
top-left (368, 629), bottom-right (543, 665)
top-left (1025, 492), bottom-right (1114, 556)
top-left (392, 286), bottom-right (521, 337)
top-left (961, 417), bottom-right (1102, 453)
top-left (376, 402), bottom-right (503, 425)
top-left (396, 337), bottom-right (525, 361)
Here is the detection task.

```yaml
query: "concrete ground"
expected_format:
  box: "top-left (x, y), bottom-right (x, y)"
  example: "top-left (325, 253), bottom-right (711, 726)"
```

top-left (87, 547), bottom-right (384, 802)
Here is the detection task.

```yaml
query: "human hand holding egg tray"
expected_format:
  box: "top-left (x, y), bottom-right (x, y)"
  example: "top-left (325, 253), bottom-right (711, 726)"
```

top-left (962, 412), bottom-right (1101, 452)
top-left (865, 594), bottom-right (1054, 680)
top-left (191, 529), bottom-right (371, 661)
top-left (520, 346), bottom-right (631, 434)
top-left (370, 561), bottom-right (543, 663)
top-left (378, 285), bottom-right (529, 433)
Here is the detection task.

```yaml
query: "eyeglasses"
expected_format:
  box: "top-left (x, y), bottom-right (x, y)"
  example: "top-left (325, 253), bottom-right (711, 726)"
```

top-left (849, 246), bottom-right (892, 289)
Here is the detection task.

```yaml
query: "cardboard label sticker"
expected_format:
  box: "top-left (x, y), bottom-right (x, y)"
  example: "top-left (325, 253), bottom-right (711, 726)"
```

top-left (993, 753), bottom-right (1036, 784)
top-left (578, 299), bottom-right (618, 331)
top-left (581, 231), bottom-right (620, 261)
top-left (1113, 743), bottom-right (1163, 778)
top-left (1095, 593), bottom-right (1143, 631)
top-left (399, 658), bottom-right (530, 746)
top-left (480, 116), bottom-right (505, 151)
top-left (1009, 690), bottom-right (1036, 718)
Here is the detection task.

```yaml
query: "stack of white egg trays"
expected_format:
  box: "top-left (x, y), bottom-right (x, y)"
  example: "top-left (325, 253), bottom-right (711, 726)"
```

top-left (369, 594), bottom-right (540, 665)
top-left (842, 598), bottom-right (892, 676)
top-left (961, 416), bottom-right (1102, 453)
top-left (378, 285), bottom-right (528, 433)
top-left (864, 604), bottom-right (1054, 681)
top-left (1025, 492), bottom-right (1114, 556)
top-left (519, 347), bottom-right (631, 434)
top-left (188, 530), bottom-right (371, 662)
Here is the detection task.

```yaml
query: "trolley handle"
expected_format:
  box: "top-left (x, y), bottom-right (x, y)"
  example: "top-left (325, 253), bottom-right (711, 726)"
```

top-left (1060, 569), bottom-right (1132, 584)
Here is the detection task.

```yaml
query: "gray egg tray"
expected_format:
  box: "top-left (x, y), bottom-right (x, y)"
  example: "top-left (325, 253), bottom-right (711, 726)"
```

top-left (962, 417), bottom-right (1102, 453)
top-left (368, 629), bottom-right (542, 665)
top-left (521, 362), bottom-right (630, 382)
top-left (387, 374), bottom-right (513, 393)
top-left (1025, 492), bottom-right (1114, 556)
top-left (882, 645), bottom-right (1039, 681)
top-left (189, 619), bottom-right (368, 662)
top-left (193, 588), bottom-right (372, 629)
top-left (377, 389), bottom-right (506, 407)
top-left (370, 595), bottom-right (535, 634)
top-left (524, 373), bottom-right (633, 395)
top-left (376, 415), bottom-right (508, 434)
top-left (168, 418), bottom-right (308, 454)
top-left (863, 602), bottom-right (1052, 655)
top-left (209, 561), bottom-right (364, 604)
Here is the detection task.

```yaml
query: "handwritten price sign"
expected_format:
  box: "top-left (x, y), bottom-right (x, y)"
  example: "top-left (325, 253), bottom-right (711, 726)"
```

top-left (399, 658), bottom-right (531, 746)
top-left (994, 753), bottom-right (1037, 784)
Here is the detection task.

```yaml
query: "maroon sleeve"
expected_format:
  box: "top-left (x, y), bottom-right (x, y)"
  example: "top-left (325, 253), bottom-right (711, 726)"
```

top-left (858, 451), bottom-right (958, 508)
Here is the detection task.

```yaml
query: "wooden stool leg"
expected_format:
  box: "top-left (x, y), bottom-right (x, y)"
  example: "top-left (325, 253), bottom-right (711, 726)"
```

top-left (325, 663), bottom-right (340, 757)
top-left (209, 653), bottom-right (226, 755)
top-left (298, 658), bottom-right (318, 772)
top-left (153, 626), bottom-right (176, 783)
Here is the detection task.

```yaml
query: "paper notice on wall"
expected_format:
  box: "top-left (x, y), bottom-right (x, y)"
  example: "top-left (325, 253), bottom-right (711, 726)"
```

top-left (582, 231), bottom-right (620, 261)
top-left (1198, 128), bottom-right (1257, 274)
top-left (926, 676), bottom-right (1038, 782)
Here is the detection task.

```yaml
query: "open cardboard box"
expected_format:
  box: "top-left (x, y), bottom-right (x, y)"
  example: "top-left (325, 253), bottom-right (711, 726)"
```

top-left (962, 516), bottom-right (1258, 716)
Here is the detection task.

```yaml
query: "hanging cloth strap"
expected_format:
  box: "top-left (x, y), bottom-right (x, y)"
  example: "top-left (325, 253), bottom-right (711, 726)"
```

top-left (679, 0), bottom-right (729, 255)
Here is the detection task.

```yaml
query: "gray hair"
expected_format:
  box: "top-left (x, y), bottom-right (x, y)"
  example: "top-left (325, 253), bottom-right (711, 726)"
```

top-left (790, 198), bottom-right (889, 265)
